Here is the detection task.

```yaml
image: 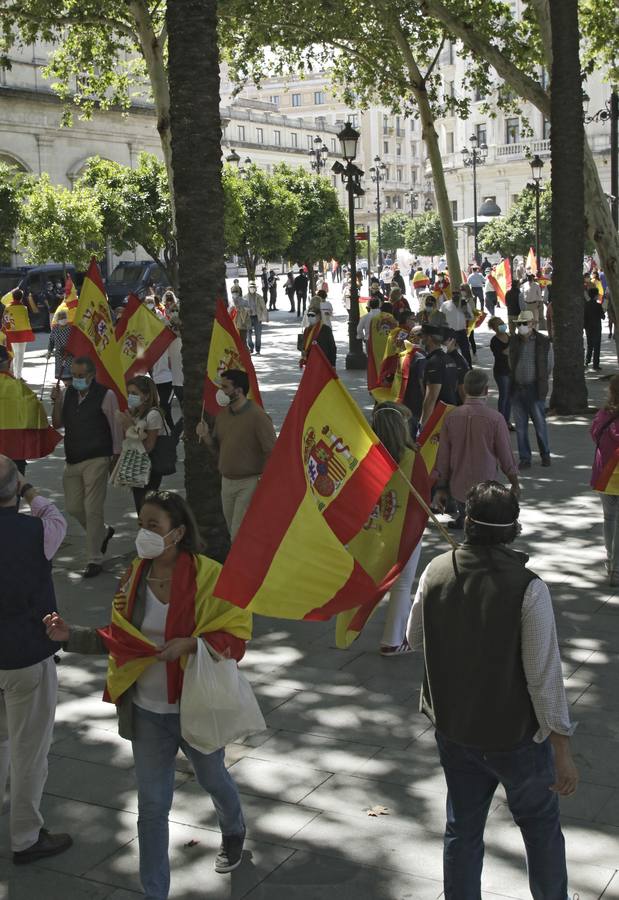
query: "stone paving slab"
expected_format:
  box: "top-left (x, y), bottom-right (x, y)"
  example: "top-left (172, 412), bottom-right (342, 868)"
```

top-left (0, 858), bottom-right (114, 900)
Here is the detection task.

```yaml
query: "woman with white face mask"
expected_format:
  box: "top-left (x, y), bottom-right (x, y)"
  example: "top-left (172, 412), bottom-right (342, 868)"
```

top-left (115, 375), bottom-right (167, 513)
top-left (299, 306), bottom-right (337, 369)
top-left (44, 491), bottom-right (252, 898)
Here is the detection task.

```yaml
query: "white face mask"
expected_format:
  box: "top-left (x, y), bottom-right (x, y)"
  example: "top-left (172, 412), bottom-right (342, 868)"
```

top-left (135, 527), bottom-right (176, 559)
top-left (518, 325), bottom-right (531, 336)
top-left (127, 393), bottom-right (142, 410)
top-left (216, 388), bottom-right (231, 407)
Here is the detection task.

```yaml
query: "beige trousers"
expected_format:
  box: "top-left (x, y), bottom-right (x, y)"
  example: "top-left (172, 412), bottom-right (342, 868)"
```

top-left (525, 301), bottom-right (541, 329)
top-left (0, 657), bottom-right (58, 851)
top-left (221, 475), bottom-right (260, 540)
top-left (63, 456), bottom-right (110, 564)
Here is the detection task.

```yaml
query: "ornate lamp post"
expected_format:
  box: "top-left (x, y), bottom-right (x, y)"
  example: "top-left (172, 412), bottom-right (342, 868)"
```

top-left (332, 122), bottom-right (366, 370)
top-left (309, 136), bottom-right (329, 175)
top-left (409, 191), bottom-right (419, 218)
top-left (369, 156), bottom-right (387, 268)
top-left (462, 134), bottom-right (488, 264)
top-left (529, 154), bottom-right (544, 266)
top-left (584, 92), bottom-right (618, 229)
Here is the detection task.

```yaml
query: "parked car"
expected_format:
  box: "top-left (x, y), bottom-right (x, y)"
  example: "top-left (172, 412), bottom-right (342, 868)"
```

top-left (105, 260), bottom-right (170, 308)
top-left (16, 264), bottom-right (85, 332)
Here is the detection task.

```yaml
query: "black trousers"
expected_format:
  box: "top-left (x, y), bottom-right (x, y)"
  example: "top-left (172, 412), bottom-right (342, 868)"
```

top-left (296, 292), bottom-right (308, 317)
top-left (455, 329), bottom-right (472, 366)
top-left (585, 328), bottom-right (602, 368)
top-left (132, 473), bottom-right (163, 514)
top-left (156, 382), bottom-right (175, 431)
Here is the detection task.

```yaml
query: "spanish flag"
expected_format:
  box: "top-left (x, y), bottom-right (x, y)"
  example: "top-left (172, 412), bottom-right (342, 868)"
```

top-left (52, 276), bottom-right (79, 325)
top-left (526, 247), bottom-right (538, 276)
top-left (593, 448), bottom-right (619, 495)
top-left (203, 299), bottom-right (262, 416)
top-left (335, 446), bottom-right (430, 647)
top-left (467, 309), bottom-right (487, 335)
top-left (418, 400), bottom-right (453, 477)
top-left (213, 348), bottom-right (398, 621)
top-left (0, 371), bottom-right (62, 458)
top-left (115, 293), bottom-right (175, 379)
top-left (366, 312), bottom-right (398, 391)
top-left (100, 552), bottom-right (252, 703)
top-left (66, 257), bottom-right (127, 409)
top-left (487, 258), bottom-right (511, 305)
top-left (412, 270), bottom-right (429, 290)
top-left (1, 301), bottom-right (34, 345)
top-left (371, 339), bottom-right (420, 405)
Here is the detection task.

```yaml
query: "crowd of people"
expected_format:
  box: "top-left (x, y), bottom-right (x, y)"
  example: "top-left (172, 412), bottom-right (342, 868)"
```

top-left (2, 252), bottom-right (616, 900)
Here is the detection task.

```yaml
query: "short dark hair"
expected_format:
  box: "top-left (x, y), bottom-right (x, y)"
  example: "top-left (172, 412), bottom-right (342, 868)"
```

top-left (369, 298), bottom-right (380, 310)
top-left (380, 301), bottom-right (393, 314)
top-left (72, 356), bottom-right (96, 375)
top-left (12, 289), bottom-right (23, 302)
top-left (220, 368), bottom-right (249, 395)
top-left (588, 287), bottom-right (599, 301)
top-left (140, 490), bottom-right (204, 553)
top-left (397, 309), bottom-right (412, 325)
top-left (464, 481), bottom-right (520, 546)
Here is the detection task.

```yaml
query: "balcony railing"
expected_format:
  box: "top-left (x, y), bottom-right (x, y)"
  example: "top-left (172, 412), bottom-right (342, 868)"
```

top-left (496, 139), bottom-right (551, 158)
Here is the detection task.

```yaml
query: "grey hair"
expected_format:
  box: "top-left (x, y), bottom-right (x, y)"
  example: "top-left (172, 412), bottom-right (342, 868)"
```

top-left (0, 455), bottom-right (18, 502)
top-left (464, 368), bottom-right (489, 397)
top-left (72, 356), bottom-right (96, 375)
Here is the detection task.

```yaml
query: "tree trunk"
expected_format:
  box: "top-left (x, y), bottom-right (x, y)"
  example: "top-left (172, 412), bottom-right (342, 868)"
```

top-left (388, 18), bottom-right (461, 284)
top-left (167, 0), bottom-right (229, 560)
top-left (307, 260), bottom-right (316, 295)
top-left (418, 0), bottom-right (619, 357)
top-left (548, 0), bottom-right (587, 412)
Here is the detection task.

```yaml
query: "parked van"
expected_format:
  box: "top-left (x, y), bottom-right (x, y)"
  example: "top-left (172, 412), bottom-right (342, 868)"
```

top-left (105, 260), bottom-right (169, 308)
top-left (16, 264), bottom-right (85, 331)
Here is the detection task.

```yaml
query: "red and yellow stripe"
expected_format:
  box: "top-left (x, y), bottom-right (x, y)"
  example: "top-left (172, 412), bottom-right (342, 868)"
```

top-left (0, 371), bottom-right (62, 458)
top-left (367, 312), bottom-right (398, 391)
top-left (1, 302), bottom-right (34, 344)
top-left (115, 293), bottom-right (175, 379)
top-left (203, 299), bottom-right (262, 416)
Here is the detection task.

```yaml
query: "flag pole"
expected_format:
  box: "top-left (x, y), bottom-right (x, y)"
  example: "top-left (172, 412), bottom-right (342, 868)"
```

top-left (39, 353), bottom-right (51, 401)
top-left (396, 466), bottom-right (460, 550)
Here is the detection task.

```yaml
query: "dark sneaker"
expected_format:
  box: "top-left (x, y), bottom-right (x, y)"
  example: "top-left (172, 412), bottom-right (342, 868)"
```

top-left (82, 563), bottom-right (103, 579)
top-left (214, 833), bottom-right (245, 874)
top-left (447, 517), bottom-right (464, 530)
top-left (541, 455), bottom-right (551, 467)
top-left (100, 526), bottom-right (115, 555)
top-left (13, 829), bottom-right (72, 865)
top-left (518, 459), bottom-right (532, 471)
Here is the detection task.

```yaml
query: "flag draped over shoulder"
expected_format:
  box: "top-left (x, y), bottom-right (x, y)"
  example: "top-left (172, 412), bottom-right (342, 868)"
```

top-left (115, 293), bottom-right (175, 379)
top-left (66, 258), bottom-right (127, 409)
top-left (1, 301), bottom-right (34, 345)
top-left (366, 312), bottom-right (397, 391)
top-left (593, 448), bottom-right (619, 495)
top-left (371, 335), bottom-right (420, 405)
top-left (526, 247), bottom-right (538, 275)
top-left (0, 371), bottom-right (62, 458)
top-left (203, 299), bottom-right (262, 417)
top-left (213, 348), bottom-right (398, 622)
top-left (412, 271), bottom-right (429, 290)
top-left (52, 276), bottom-right (79, 325)
top-left (487, 258), bottom-right (512, 305)
top-left (418, 401), bottom-right (453, 476)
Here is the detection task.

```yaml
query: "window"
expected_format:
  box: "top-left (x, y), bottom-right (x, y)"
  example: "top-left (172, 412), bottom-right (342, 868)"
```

top-left (397, 167), bottom-right (403, 182)
top-left (396, 143), bottom-right (402, 156)
top-left (291, 132), bottom-right (298, 147)
top-left (292, 93), bottom-right (301, 107)
top-left (543, 117), bottom-right (551, 140)
top-left (505, 117), bottom-right (520, 144)
top-left (384, 166), bottom-right (390, 180)
top-left (269, 95), bottom-right (280, 107)
top-left (450, 200), bottom-right (458, 219)
top-left (274, 130), bottom-right (281, 146)
top-left (475, 123), bottom-right (487, 146)
top-left (446, 132), bottom-right (454, 153)
top-left (350, 113), bottom-right (359, 127)
top-left (237, 125), bottom-right (245, 141)
top-left (384, 196), bottom-right (392, 209)
top-left (314, 90), bottom-right (325, 105)
top-left (411, 167), bottom-right (417, 184)
top-left (474, 86), bottom-right (485, 102)
top-left (396, 116), bottom-right (403, 136)
top-left (307, 135), bottom-right (314, 150)
top-left (383, 114), bottom-right (389, 135)
top-left (256, 127), bottom-right (264, 144)
top-left (331, 138), bottom-right (336, 152)
top-left (383, 141), bottom-right (389, 154)
top-left (353, 196), bottom-right (364, 210)
top-left (511, 194), bottom-right (520, 206)
top-left (394, 195), bottom-right (402, 209)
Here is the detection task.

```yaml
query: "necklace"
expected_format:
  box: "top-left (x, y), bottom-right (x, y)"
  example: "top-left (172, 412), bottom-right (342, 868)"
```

top-left (146, 573), bottom-right (172, 585)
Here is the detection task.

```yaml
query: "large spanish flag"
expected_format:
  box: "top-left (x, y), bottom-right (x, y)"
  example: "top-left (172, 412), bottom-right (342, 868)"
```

top-left (412, 270), bottom-right (429, 290)
top-left (1, 301), bottom-right (34, 345)
top-left (526, 247), bottom-right (538, 276)
top-left (115, 293), bottom-right (176, 379)
top-left (418, 400), bottom-right (453, 477)
top-left (366, 312), bottom-right (397, 391)
top-left (0, 371), bottom-right (62, 458)
top-left (213, 348), bottom-right (398, 620)
top-left (52, 275), bottom-right (79, 325)
top-left (371, 338), bottom-right (420, 405)
top-left (487, 258), bottom-right (512, 305)
top-left (66, 258), bottom-right (127, 409)
top-left (203, 299), bottom-right (262, 416)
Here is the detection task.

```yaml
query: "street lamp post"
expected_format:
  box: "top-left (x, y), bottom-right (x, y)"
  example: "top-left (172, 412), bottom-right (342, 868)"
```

top-left (309, 136), bottom-right (329, 176)
top-left (332, 121), bottom-right (367, 370)
top-left (529, 154), bottom-right (544, 266)
top-left (409, 191), bottom-right (419, 218)
top-left (584, 91), bottom-right (619, 229)
top-left (369, 156), bottom-right (387, 269)
top-left (462, 134), bottom-right (488, 265)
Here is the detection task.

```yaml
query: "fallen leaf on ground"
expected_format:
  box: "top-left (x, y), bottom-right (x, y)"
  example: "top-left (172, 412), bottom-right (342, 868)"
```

top-left (366, 805), bottom-right (390, 817)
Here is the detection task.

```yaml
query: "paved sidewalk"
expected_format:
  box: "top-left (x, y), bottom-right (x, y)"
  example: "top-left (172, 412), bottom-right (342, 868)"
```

top-left (2, 288), bottom-right (618, 899)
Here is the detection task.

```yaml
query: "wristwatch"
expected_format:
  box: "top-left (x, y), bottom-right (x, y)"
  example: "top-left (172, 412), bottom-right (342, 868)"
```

top-left (20, 482), bottom-right (34, 498)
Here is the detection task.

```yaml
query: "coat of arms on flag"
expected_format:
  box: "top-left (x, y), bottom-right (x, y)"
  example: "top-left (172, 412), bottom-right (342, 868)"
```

top-left (304, 425), bottom-right (358, 505)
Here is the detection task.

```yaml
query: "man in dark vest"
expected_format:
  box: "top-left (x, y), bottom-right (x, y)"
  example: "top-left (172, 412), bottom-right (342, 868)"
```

top-left (407, 482), bottom-right (578, 899)
top-left (509, 309), bottom-right (553, 470)
top-left (51, 356), bottom-right (122, 578)
top-left (0, 455), bottom-right (72, 864)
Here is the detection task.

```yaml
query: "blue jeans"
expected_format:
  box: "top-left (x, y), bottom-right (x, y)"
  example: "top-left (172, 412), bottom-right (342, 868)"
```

top-left (247, 315), bottom-right (262, 352)
top-left (436, 732), bottom-right (568, 900)
top-left (511, 384), bottom-right (550, 462)
top-left (494, 373), bottom-right (511, 424)
top-left (131, 704), bottom-right (245, 900)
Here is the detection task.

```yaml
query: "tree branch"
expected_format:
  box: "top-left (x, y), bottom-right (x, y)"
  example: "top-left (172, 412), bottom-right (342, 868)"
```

top-left (0, 5), bottom-right (137, 41)
top-left (423, 33), bottom-right (446, 82)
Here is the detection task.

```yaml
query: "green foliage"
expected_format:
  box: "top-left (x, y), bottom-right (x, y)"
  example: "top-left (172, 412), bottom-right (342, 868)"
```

top-left (404, 211), bottom-right (444, 257)
top-left (274, 165), bottom-right (348, 267)
top-left (18, 174), bottom-right (103, 268)
top-left (478, 183), bottom-right (551, 257)
top-left (380, 212), bottom-right (410, 253)
top-left (0, 162), bottom-right (26, 262)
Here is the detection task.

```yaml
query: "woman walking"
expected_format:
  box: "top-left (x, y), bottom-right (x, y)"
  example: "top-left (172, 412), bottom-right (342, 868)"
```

top-left (117, 375), bottom-right (167, 513)
top-left (591, 375), bottom-right (619, 586)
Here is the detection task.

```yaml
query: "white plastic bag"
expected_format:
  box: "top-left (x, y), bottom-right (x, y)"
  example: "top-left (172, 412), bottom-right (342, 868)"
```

top-left (180, 640), bottom-right (266, 755)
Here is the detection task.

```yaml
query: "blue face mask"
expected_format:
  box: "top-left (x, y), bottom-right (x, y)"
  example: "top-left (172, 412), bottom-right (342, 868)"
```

top-left (127, 394), bottom-right (142, 410)
top-left (498, 324), bottom-right (508, 333)
top-left (72, 377), bottom-right (90, 392)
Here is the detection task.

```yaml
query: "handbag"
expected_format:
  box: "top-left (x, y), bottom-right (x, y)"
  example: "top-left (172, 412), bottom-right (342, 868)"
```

top-left (149, 416), bottom-right (177, 476)
top-left (297, 332), bottom-right (305, 351)
top-left (111, 440), bottom-right (151, 488)
top-left (180, 640), bottom-right (266, 754)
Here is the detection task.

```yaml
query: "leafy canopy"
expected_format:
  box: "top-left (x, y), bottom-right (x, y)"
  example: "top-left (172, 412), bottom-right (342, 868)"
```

top-left (380, 212), bottom-right (411, 253)
top-left (0, 162), bottom-right (26, 263)
top-left (404, 211), bottom-right (444, 257)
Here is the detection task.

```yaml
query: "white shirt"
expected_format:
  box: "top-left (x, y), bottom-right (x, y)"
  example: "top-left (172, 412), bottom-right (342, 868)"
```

top-left (467, 272), bottom-right (485, 289)
top-left (320, 299), bottom-right (333, 327)
top-left (151, 351), bottom-right (172, 384)
top-left (407, 570), bottom-right (575, 743)
top-left (133, 587), bottom-right (179, 714)
top-left (522, 281), bottom-right (543, 304)
top-left (441, 300), bottom-right (467, 332)
top-left (356, 308), bottom-right (380, 341)
top-left (169, 337), bottom-right (183, 386)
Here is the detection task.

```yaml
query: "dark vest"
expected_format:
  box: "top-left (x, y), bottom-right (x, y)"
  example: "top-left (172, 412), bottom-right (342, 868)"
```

top-left (421, 543), bottom-right (539, 751)
top-left (0, 507), bottom-right (58, 669)
top-left (63, 380), bottom-right (113, 464)
top-left (509, 331), bottom-right (550, 400)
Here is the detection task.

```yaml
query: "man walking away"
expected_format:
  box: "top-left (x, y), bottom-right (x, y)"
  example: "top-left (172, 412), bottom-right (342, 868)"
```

top-left (260, 266), bottom-right (269, 306)
top-left (294, 269), bottom-right (309, 318)
top-left (521, 274), bottom-right (543, 330)
top-left (51, 356), bottom-right (122, 577)
top-left (419, 324), bottom-right (459, 428)
top-left (245, 282), bottom-right (268, 356)
top-left (267, 270), bottom-right (278, 311)
top-left (466, 265), bottom-right (485, 308)
top-left (407, 482), bottom-right (578, 900)
top-left (0, 456), bottom-right (72, 864)
top-left (509, 310), bottom-right (553, 470)
top-left (584, 286), bottom-right (605, 371)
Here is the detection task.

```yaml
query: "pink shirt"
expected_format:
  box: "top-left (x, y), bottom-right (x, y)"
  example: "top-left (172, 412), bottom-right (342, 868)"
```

top-left (433, 397), bottom-right (518, 502)
top-left (29, 495), bottom-right (67, 560)
top-left (590, 409), bottom-right (619, 490)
